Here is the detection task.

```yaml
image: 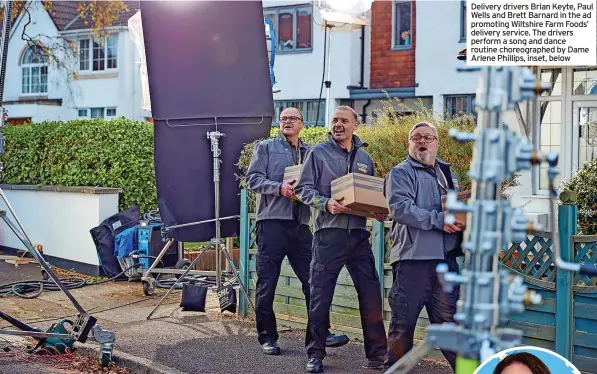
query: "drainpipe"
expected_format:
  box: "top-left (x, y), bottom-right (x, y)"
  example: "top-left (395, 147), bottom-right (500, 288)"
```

top-left (359, 26), bottom-right (370, 123)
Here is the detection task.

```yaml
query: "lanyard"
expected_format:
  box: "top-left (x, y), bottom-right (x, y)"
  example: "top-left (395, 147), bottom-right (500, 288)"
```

top-left (436, 168), bottom-right (449, 193)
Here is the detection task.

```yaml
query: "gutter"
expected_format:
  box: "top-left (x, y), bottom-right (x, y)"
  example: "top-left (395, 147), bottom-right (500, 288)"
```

top-left (59, 26), bottom-right (128, 37)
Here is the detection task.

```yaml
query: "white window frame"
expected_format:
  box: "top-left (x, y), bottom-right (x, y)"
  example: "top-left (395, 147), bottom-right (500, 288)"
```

top-left (264, 4), bottom-right (313, 54)
top-left (460, 0), bottom-right (466, 42)
top-left (391, 0), bottom-right (413, 51)
top-left (78, 34), bottom-right (118, 72)
top-left (77, 107), bottom-right (117, 120)
top-left (21, 45), bottom-right (48, 95)
top-left (444, 94), bottom-right (476, 119)
top-left (273, 99), bottom-right (325, 126)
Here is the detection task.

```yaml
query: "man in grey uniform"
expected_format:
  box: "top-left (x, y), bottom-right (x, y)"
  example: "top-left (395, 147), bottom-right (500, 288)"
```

top-left (383, 122), bottom-right (465, 371)
top-left (295, 106), bottom-right (388, 373)
top-left (246, 107), bottom-right (349, 356)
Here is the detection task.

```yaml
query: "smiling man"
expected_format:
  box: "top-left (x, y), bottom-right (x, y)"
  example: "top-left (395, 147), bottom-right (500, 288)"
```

top-left (245, 107), bottom-right (349, 356)
top-left (295, 106), bottom-right (388, 373)
top-left (382, 121), bottom-right (465, 371)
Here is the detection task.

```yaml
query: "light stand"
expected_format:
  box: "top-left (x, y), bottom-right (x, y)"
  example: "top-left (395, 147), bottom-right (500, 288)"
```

top-left (145, 122), bottom-right (255, 320)
top-left (0, 0), bottom-right (115, 366)
top-left (382, 65), bottom-right (571, 374)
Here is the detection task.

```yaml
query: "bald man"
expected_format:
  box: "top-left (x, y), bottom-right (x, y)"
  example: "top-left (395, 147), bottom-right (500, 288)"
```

top-left (246, 107), bottom-right (349, 356)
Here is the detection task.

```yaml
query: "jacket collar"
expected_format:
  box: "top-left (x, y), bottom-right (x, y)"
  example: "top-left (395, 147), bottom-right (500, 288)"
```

top-left (406, 155), bottom-right (450, 169)
top-left (326, 132), bottom-right (367, 152)
top-left (276, 130), bottom-right (307, 150)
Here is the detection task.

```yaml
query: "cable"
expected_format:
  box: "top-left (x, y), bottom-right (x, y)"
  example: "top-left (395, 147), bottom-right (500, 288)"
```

top-left (315, 26), bottom-right (327, 127)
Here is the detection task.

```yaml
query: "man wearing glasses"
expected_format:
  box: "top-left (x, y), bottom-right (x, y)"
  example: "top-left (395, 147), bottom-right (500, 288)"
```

top-left (383, 122), bottom-right (464, 371)
top-left (246, 107), bottom-right (349, 356)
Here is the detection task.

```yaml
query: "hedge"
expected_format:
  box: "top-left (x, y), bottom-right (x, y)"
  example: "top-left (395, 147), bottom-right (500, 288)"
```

top-left (563, 159), bottom-right (597, 235)
top-left (0, 118), bottom-right (157, 213)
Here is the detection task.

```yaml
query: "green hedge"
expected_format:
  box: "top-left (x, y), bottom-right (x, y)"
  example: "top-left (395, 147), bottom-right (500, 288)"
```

top-left (563, 159), bottom-right (597, 235)
top-left (0, 118), bottom-right (157, 213)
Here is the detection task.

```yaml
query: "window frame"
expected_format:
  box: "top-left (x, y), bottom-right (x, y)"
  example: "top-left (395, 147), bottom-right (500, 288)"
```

top-left (77, 107), bottom-right (117, 120)
top-left (391, 0), bottom-right (413, 51)
top-left (443, 94), bottom-right (476, 120)
top-left (264, 4), bottom-right (314, 55)
top-left (272, 99), bottom-right (326, 127)
top-left (21, 45), bottom-right (49, 95)
top-left (460, 0), bottom-right (466, 42)
top-left (78, 34), bottom-right (119, 73)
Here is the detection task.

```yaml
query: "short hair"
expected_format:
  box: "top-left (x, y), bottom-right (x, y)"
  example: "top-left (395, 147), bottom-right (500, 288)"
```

top-left (409, 121), bottom-right (438, 139)
top-left (493, 352), bottom-right (551, 374)
top-left (335, 105), bottom-right (358, 122)
top-left (280, 106), bottom-right (303, 120)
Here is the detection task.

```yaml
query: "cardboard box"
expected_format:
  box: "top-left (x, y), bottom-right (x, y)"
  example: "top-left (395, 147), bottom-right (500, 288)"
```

top-left (441, 191), bottom-right (471, 223)
top-left (331, 173), bottom-right (389, 217)
top-left (283, 165), bottom-right (301, 185)
top-left (283, 165), bottom-right (301, 200)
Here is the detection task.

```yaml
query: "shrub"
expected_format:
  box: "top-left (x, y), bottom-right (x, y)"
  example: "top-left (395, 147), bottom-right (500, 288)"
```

top-left (562, 159), bottom-right (597, 235)
top-left (0, 118), bottom-right (157, 213)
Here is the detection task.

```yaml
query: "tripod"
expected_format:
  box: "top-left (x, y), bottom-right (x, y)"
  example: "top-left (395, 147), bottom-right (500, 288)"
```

top-left (0, 0), bottom-right (114, 366)
top-left (146, 127), bottom-right (255, 319)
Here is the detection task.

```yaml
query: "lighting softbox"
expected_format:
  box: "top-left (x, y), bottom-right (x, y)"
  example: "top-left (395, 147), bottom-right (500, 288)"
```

top-left (140, 1), bottom-right (274, 242)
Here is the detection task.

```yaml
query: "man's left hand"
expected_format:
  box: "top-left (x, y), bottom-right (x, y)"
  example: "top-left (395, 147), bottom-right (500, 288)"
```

top-left (372, 213), bottom-right (389, 222)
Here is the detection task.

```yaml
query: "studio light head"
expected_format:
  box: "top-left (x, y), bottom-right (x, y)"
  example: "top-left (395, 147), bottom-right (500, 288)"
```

top-left (314, 0), bottom-right (373, 26)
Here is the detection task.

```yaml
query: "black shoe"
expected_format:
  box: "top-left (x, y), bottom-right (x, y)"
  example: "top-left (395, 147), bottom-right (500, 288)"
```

top-left (326, 333), bottom-right (349, 348)
top-left (306, 358), bottom-right (323, 373)
top-left (363, 359), bottom-right (385, 370)
top-left (261, 341), bottom-right (281, 355)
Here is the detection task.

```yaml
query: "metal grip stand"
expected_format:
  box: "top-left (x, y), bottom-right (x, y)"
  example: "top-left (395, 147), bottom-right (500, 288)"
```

top-left (146, 127), bottom-right (255, 319)
top-left (0, 0), bottom-right (114, 366)
top-left (383, 66), bottom-right (577, 374)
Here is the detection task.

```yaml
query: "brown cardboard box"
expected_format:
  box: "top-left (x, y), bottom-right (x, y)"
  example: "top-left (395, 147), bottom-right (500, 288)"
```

top-left (283, 165), bottom-right (301, 200)
top-left (331, 173), bottom-right (389, 217)
top-left (283, 165), bottom-right (302, 185)
top-left (441, 191), bottom-right (471, 223)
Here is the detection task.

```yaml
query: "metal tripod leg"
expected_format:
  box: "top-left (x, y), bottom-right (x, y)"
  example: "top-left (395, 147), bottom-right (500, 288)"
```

top-left (0, 210), bottom-right (86, 315)
top-left (383, 342), bottom-right (431, 374)
top-left (146, 243), bottom-right (213, 320)
top-left (219, 241), bottom-right (255, 313)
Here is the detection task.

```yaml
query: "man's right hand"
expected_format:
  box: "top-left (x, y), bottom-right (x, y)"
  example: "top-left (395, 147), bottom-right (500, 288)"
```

top-left (443, 219), bottom-right (465, 233)
top-left (326, 197), bottom-right (351, 215)
top-left (280, 179), bottom-right (296, 198)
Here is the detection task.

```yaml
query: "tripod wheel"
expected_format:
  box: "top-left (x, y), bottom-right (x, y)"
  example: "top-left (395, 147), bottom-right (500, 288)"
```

top-left (174, 259), bottom-right (192, 280)
top-left (142, 281), bottom-right (155, 296)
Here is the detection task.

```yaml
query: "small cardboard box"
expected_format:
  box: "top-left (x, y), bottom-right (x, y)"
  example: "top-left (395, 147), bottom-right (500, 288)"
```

top-left (331, 173), bottom-right (389, 217)
top-left (283, 165), bottom-right (302, 200)
top-left (283, 165), bottom-right (302, 185)
top-left (441, 190), bottom-right (471, 223)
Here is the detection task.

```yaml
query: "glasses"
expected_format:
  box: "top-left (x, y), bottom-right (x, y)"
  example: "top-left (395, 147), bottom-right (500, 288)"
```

top-left (410, 135), bottom-right (437, 143)
top-left (280, 116), bottom-right (302, 123)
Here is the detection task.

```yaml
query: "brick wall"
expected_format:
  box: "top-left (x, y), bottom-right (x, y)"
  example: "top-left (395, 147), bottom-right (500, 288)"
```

top-left (370, 0), bottom-right (416, 89)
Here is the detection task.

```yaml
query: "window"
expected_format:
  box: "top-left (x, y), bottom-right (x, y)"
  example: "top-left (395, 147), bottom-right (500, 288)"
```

top-left (77, 107), bottom-right (117, 119)
top-left (392, 1), bottom-right (412, 50)
top-left (21, 45), bottom-right (48, 94)
top-left (264, 5), bottom-right (312, 53)
top-left (460, 0), bottom-right (466, 41)
top-left (572, 67), bottom-right (597, 95)
top-left (534, 68), bottom-right (563, 193)
top-left (444, 95), bottom-right (476, 119)
top-left (79, 34), bottom-right (118, 72)
top-left (273, 100), bottom-right (325, 126)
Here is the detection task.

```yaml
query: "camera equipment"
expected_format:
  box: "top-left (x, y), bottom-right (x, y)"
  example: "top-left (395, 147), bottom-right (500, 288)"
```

top-left (383, 66), bottom-right (597, 374)
top-left (0, 0), bottom-right (115, 366)
top-left (137, 1), bottom-right (273, 317)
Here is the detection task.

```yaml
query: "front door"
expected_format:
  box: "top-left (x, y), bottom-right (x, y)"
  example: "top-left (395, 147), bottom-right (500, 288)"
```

top-left (573, 101), bottom-right (597, 171)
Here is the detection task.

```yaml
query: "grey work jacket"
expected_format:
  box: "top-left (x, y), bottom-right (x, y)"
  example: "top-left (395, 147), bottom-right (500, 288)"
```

top-left (295, 133), bottom-right (376, 233)
top-left (245, 131), bottom-right (311, 224)
top-left (384, 156), bottom-right (463, 264)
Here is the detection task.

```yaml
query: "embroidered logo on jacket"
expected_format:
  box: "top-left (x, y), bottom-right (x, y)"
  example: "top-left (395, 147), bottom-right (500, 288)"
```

top-left (357, 162), bottom-right (368, 173)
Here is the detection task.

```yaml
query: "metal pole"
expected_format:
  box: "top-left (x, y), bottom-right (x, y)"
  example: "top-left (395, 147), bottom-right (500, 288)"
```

top-left (324, 24), bottom-right (332, 129)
